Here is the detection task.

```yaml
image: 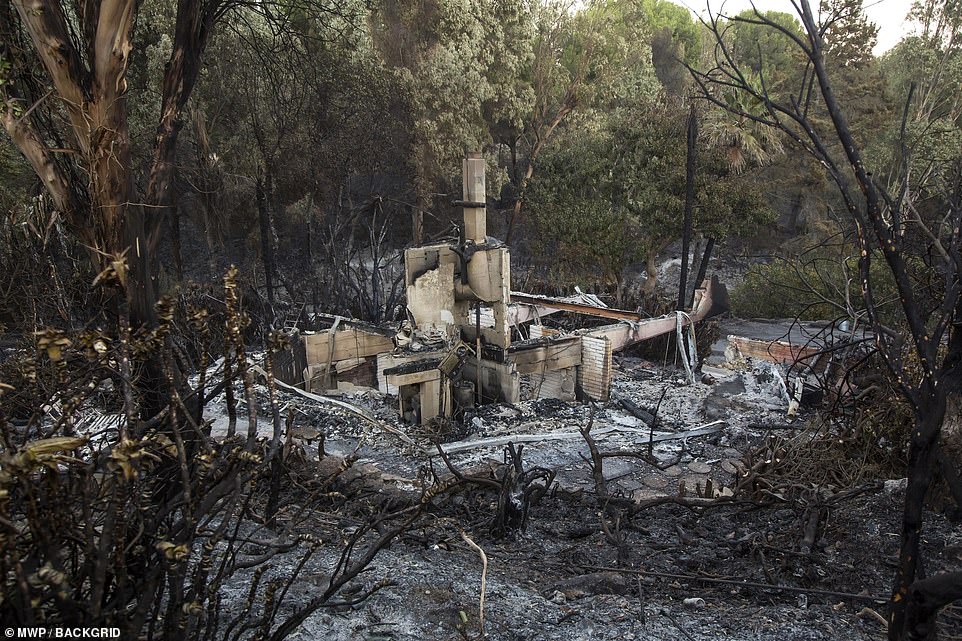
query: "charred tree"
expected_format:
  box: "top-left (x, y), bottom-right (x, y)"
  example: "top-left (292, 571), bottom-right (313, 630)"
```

top-left (690, 2), bottom-right (962, 639)
top-left (144, 0), bottom-right (222, 256)
top-left (690, 236), bottom-right (715, 308)
top-left (0, 0), bottom-right (228, 328)
top-left (257, 171), bottom-right (278, 309)
top-left (677, 104), bottom-right (698, 311)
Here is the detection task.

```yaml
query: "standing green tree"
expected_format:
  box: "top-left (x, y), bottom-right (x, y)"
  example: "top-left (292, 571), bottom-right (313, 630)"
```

top-left (505, 0), bottom-right (657, 243)
top-left (525, 125), bottom-right (648, 304)
top-left (370, 0), bottom-right (534, 244)
top-left (820, 0), bottom-right (878, 67)
top-left (526, 95), bottom-right (770, 303)
top-left (644, 0), bottom-right (700, 97)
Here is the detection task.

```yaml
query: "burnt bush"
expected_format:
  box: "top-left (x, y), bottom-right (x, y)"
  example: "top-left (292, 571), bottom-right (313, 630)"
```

top-left (0, 267), bottom-right (427, 638)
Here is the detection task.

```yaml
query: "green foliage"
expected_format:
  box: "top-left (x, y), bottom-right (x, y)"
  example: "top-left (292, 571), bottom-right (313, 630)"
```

top-left (727, 10), bottom-right (806, 93)
top-left (820, 0), bottom-right (879, 68)
top-left (527, 97), bottom-right (772, 297)
top-left (730, 249), bottom-right (904, 326)
top-left (872, 8), bottom-right (962, 246)
top-left (611, 101), bottom-right (773, 241)
top-left (907, 0), bottom-right (962, 46)
top-left (126, 0), bottom-right (175, 152)
top-left (526, 125), bottom-right (646, 290)
top-left (641, 0), bottom-right (700, 65)
top-left (371, 0), bottom-right (535, 193)
top-left (572, 0), bottom-right (660, 106)
top-left (643, 0), bottom-right (700, 96)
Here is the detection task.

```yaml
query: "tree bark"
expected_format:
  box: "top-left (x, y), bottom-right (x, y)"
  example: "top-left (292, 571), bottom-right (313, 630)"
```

top-left (145, 0), bottom-right (218, 253)
top-left (678, 105), bottom-right (697, 310)
top-left (641, 252), bottom-right (659, 296)
top-left (7, 0), bottom-right (216, 327)
top-left (505, 103), bottom-right (574, 245)
top-left (170, 208), bottom-right (184, 281)
top-left (411, 199), bottom-right (424, 246)
top-left (889, 397), bottom-right (948, 640)
top-left (690, 237), bottom-right (715, 308)
top-left (257, 171), bottom-right (277, 310)
top-left (905, 571), bottom-right (962, 641)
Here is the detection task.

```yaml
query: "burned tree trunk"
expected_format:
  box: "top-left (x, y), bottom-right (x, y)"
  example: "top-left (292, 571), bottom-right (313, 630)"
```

top-left (411, 196), bottom-right (425, 246)
top-left (677, 104), bottom-right (697, 311)
top-left (170, 209), bottom-right (184, 281)
top-left (257, 172), bottom-right (278, 309)
top-left (641, 252), bottom-right (659, 296)
top-left (145, 0), bottom-right (220, 256)
top-left (892, 401), bottom-right (947, 637)
top-left (688, 3), bottom-right (962, 638)
top-left (905, 571), bottom-right (962, 641)
top-left (690, 236), bottom-right (715, 308)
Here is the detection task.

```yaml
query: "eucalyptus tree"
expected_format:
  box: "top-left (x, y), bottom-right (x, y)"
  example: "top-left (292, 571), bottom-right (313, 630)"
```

top-left (0, 0), bottom-right (363, 326)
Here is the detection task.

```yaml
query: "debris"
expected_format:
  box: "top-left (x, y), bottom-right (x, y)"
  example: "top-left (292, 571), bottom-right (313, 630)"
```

top-left (549, 572), bottom-right (630, 599)
top-left (884, 478), bottom-right (908, 494)
top-left (857, 607), bottom-right (888, 627)
top-left (578, 565), bottom-right (888, 605)
top-left (285, 152), bottom-right (722, 424)
top-left (687, 461), bottom-right (712, 474)
top-left (256, 366), bottom-right (417, 446)
top-left (725, 335), bottom-right (822, 367)
top-left (433, 421), bottom-right (726, 456)
top-left (745, 422), bottom-right (804, 431)
top-left (617, 397), bottom-right (656, 426)
top-left (787, 376), bottom-right (804, 417)
top-left (460, 531), bottom-right (488, 638)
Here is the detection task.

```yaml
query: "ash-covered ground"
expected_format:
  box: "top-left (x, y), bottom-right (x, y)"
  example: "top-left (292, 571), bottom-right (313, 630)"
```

top-left (198, 355), bottom-right (962, 641)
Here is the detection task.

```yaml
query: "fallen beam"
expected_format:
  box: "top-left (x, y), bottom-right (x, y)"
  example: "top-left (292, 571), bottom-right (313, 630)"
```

top-left (580, 280), bottom-right (715, 355)
top-left (508, 278), bottom-right (716, 327)
top-left (617, 397), bottom-right (656, 426)
top-left (432, 420), bottom-right (725, 455)
top-left (509, 293), bottom-right (645, 322)
top-left (477, 292), bottom-right (607, 328)
top-left (726, 335), bottom-right (822, 367)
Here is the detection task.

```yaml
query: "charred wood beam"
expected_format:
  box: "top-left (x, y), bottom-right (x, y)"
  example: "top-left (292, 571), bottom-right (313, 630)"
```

top-left (617, 397), bottom-right (655, 427)
top-left (510, 293), bottom-right (647, 322)
top-left (678, 104), bottom-right (697, 311)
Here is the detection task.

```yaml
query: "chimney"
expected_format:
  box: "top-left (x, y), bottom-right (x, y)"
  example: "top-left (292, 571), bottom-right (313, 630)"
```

top-left (462, 151), bottom-right (486, 243)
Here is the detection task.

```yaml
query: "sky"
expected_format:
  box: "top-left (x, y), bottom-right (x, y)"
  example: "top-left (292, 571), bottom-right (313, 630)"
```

top-left (670, 0), bottom-right (917, 55)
